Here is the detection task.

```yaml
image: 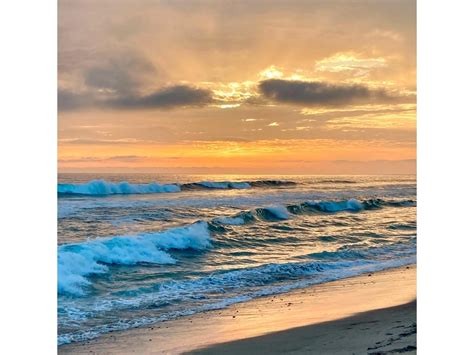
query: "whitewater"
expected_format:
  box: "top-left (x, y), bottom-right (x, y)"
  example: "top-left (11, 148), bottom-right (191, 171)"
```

top-left (57, 174), bottom-right (416, 345)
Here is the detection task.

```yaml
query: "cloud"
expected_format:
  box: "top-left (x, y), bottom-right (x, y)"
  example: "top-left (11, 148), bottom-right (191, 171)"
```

top-left (58, 89), bottom-right (94, 111)
top-left (315, 54), bottom-right (387, 74)
top-left (83, 53), bottom-right (156, 94)
top-left (59, 51), bottom-right (215, 111)
top-left (59, 155), bottom-right (144, 163)
top-left (58, 50), bottom-right (213, 111)
top-left (258, 79), bottom-right (395, 106)
top-left (109, 85), bottom-right (214, 109)
top-left (58, 85), bottom-right (214, 111)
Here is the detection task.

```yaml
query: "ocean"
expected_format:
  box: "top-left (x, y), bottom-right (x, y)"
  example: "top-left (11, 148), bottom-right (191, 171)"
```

top-left (57, 174), bottom-right (416, 345)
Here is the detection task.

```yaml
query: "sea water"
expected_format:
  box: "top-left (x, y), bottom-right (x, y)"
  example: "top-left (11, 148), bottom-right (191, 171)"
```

top-left (57, 174), bottom-right (416, 345)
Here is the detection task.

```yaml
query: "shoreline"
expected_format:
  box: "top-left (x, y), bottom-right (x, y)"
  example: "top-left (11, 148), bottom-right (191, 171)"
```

top-left (59, 264), bottom-right (416, 354)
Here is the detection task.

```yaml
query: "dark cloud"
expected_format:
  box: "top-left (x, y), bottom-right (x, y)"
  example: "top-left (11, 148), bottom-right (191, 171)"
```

top-left (258, 79), bottom-right (395, 106)
top-left (58, 90), bottom-right (94, 111)
top-left (58, 51), bottom-right (214, 111)
top-left (58, 85), bottom-right (214, 111)
top-left (58, 46), bottom-right (216, 111)
top-left (108, 85), bottom-right (214, 109)
top-left (83, 54), bottom-right (156, 94)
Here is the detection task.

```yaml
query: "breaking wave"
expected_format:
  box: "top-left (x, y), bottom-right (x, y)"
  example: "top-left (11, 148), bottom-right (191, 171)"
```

top-left (59, 179), bottom-right (300, 196)
top-left (58, 222), bottom-right (211, 296)
top-left (58, 196), bottom-right (414, 296)
top-left (58, 180), bottom-right (181, 196)
top-left (58, 179), bottom-right (301, 196)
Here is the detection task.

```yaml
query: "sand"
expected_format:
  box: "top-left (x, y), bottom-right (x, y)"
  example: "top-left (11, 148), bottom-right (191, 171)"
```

top-left (190, 301), bottom-right (416, 355)
top-left (59, 264), bottom-right (416, 354)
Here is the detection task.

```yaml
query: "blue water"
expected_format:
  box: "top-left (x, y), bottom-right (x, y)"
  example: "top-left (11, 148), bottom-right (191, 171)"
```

top-left (57, 174), bottom-right (416, 345)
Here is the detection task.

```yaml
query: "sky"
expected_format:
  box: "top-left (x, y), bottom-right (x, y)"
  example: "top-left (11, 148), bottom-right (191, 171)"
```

top-left (58, 0), bottom-right (416, 174)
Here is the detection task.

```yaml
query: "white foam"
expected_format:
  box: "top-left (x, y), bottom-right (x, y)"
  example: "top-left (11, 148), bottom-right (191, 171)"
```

top-left (58, 222), bottom-right (211, 296)
top-left (58, 254), bottom-right (416, 345)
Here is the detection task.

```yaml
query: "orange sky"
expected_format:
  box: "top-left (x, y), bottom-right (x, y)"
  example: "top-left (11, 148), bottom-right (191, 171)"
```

top-left (58, 0), bottom-right (416, 174)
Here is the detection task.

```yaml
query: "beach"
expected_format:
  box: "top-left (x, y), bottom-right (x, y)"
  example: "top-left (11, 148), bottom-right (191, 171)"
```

top-left (59, 264), bottom-right (416, 354)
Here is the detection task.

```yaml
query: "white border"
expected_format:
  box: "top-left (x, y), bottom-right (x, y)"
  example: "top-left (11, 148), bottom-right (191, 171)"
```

top-left (2, 0), bottom-right (474, 353)
top-left (418, 0), bottom-right (474, 353)
top-left (1, 0), bottom-right (57, 353)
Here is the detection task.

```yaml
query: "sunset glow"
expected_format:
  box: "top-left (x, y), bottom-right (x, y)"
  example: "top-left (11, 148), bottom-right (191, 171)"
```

top-left (58, 0), bottom-right (416, 174)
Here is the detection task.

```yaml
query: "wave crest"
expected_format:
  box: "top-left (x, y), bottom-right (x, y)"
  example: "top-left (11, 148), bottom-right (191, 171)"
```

top-left (305, 198), bottom-right (364, 212)
top-left (58, 180), bottom-right (181, 196)
top-left (58, 222), bottom-right (211, 296)
top-left (256, 205), bottom-right (291, 220)
top-left (183, 181), bottom-right (252, 190)
top-left (58, 179), bottom-right (302, 196)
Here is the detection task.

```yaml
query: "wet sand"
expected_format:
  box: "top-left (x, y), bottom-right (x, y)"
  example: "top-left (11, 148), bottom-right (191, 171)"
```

top-left (59, 264), bottom-right (416, 354)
